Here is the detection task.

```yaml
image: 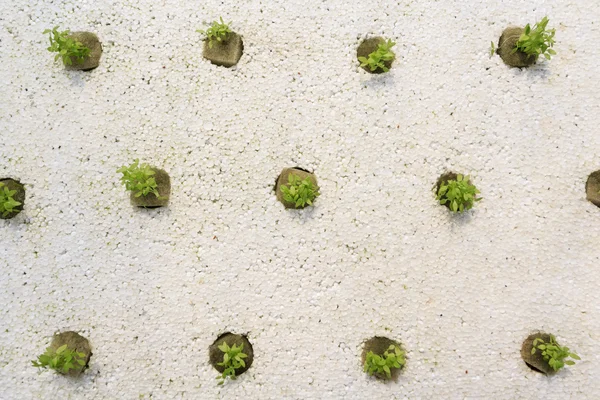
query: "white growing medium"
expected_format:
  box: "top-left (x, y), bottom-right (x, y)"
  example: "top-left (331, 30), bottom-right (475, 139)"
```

top-left (0, 0), bottom-right (599, 398)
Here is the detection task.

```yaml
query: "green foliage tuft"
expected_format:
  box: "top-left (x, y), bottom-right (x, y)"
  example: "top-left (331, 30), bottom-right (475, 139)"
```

top-left (117, 159), bottom-right (161, 198)
top-left (358, 39), bottom-right (396, 72)
top-left (436, 174), bottom-right (481, 213)
top-left (216, 342), bottom-right (248, 385)
top-left (531, 335), bottom-right (580, 372)
top-left (43, 26), bottom-right (90, 66)
top-left (32, 344), bottom-right (87, 374)
top-left (364, 345), bottom-right (406, 379)
top-left (197, 17), bottom-right (232, 49)
top-left (280, 174), bottom-right (319, 208)
top-left (0, 182), bottom-right (21, 217)
top-left (513, 17), bottom-right (556, 60)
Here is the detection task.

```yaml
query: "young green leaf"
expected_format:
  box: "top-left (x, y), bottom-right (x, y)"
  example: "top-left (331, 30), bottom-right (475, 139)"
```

top-left (364, 344), bottom-right (405, 379)
top-left (513, 17), bottom-right (556, 60)
top-left (436, 174), bottom-right (481, 213)
top-left (0, 182), bottom-right (21, 217)
top-left (359, 39), bottom-right (396, 72)
top-left (32, 345), bottom-right (87, 375)
top-left (532, 335), bottom-right (579, 372)
top-left (117, 159), bottom-right (162, 198)
top-left (280, 173), bottom-right (319, 208)
top-left (43, 26), bottom-right (90, 66)
top-left (197, 17), bottom-right (232, 49)
top-left (216, 342), bottom-right (247, 385)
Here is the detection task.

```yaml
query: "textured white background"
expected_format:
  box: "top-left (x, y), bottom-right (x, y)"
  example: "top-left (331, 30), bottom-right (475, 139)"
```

top-left (1, 0), bottom-right (599, 399)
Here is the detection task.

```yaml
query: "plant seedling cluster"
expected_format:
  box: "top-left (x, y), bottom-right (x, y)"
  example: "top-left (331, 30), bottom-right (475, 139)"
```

top-left (358, 39), bottom-right (396, 72)
top-left (0, 182), bottom-right (21, 217)
top-left (216, 342), bottom-right (248, 385)
top-left (32, 344), bottom-right (87, 374)
top-left (531, 335), bottom-right (580, 372)
top-left (364, 344), bottom-right (406, 379)
top-left (198, 17), bottom-right (232, 48)
top-left (513, 17), bottom-right (556, 60)
top-left (436, 174), bottom-right (480, 213)
top-left (117, 159), bottom-right (161, 198)
top-left (280, 174), bottom-right (319, 208)
top-left (43, 26), bottom-right (90, 66)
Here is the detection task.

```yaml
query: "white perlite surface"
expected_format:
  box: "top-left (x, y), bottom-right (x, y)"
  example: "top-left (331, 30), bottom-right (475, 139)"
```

top-left (1, 0), bottom-right (599, 398)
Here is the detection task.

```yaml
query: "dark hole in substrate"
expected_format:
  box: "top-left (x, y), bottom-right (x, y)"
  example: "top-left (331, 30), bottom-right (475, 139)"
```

top-left (496, 27), bottom-right (537, 68)
top-left (434, 172), bottom-right (460, 210)
top-left (361, 336), bottom-right (405, 381)
top-left (524, 362), bottom-right (545, 374)
top-left (356, 37), bottom-right (394, 74)
top-left (129, 168), bottom-right (170, 208)
top-left (520, 332), bottom-right (556, 376)
top-left (585, 170), bottom-right (600, 208)
top-left (434, 171), bottom-right (479, 212)
top-left (435, 172), bottom-right (458, 194)
top-left (274, 167), bottom-right (319, 209)
top-left (293, 166), bottom-right (312, 174)
top-left (66, 32), bottom-right (102, 71)
top-left (48, 331), bottom-right (93, 377)
top-left (208, 332), bottom-right (254, 376)
top-left (0, 178), bottom-right (25, 219)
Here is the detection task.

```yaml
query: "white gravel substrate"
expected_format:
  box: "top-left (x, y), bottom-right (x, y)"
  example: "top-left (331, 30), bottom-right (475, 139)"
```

top-left (1, 0), bottom-right (600, 399)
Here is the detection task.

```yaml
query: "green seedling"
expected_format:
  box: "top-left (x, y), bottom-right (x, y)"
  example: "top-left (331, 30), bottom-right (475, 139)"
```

top-left (216, 342), bottom-right (248, 385)
top-left (489, 41), bottom-right (496, 58)
top-left (43, 26), bottom-right (90, 66)
top-left (0, 182), bottom-right (21, 217)
top-left (117, 159), bottom-right (161, 198)
top-left (531, 335), bottom-right (580, 372)
top-left (280, 174), bottom-right (319, 208)
top-left (364, 344), bottom-right (406, 379)
top-left (197, 17), bottom-right (232, 48)
top-left (358, 39), bottom-right (396, 72)
top-left (436, 174), bottom-right (481, 213)
top-left (32, 344), bottom-right (87, 374)
top-left (513, 17), bottom-right (556, 60)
